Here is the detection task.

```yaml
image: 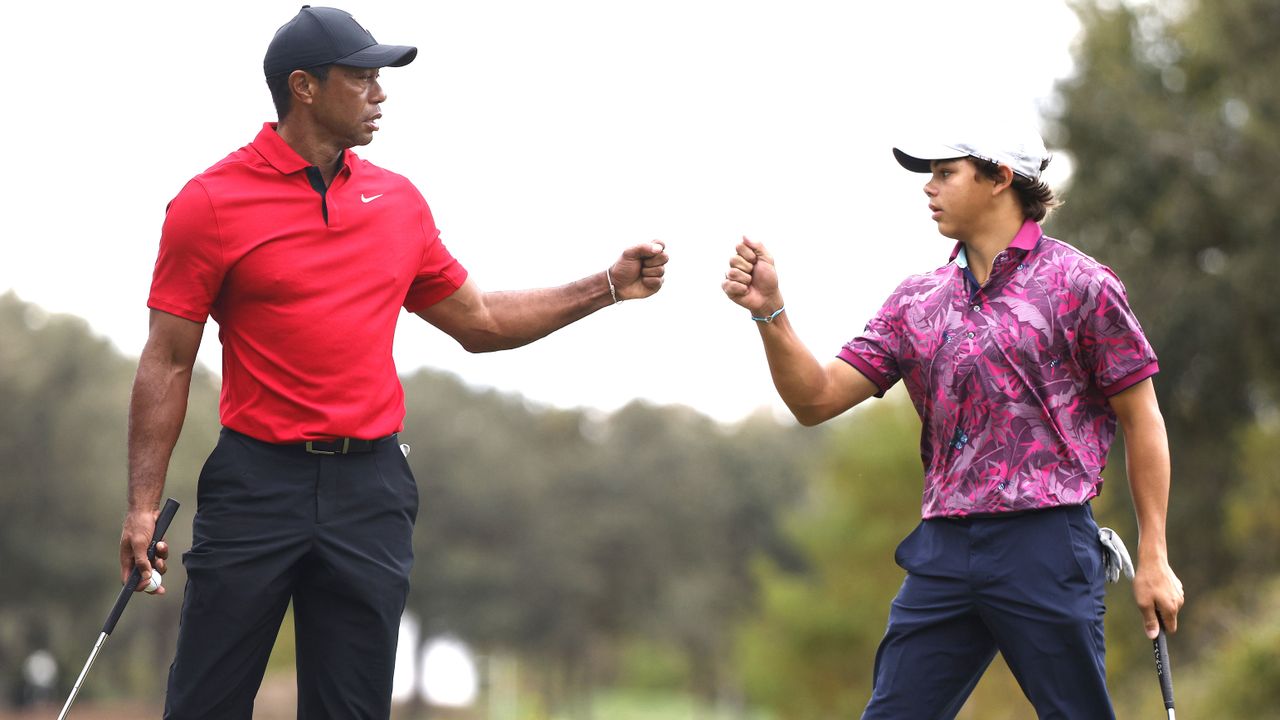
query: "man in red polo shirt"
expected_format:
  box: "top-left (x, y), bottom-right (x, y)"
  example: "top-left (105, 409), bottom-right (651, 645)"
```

top-left (118, 6), bottom-right (669, 718)
top-left (722, 125), bottom-right (1183, 717)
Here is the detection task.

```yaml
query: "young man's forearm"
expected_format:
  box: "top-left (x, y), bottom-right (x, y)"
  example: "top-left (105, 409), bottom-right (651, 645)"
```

top-left (1114, 380), bottom-right (1186, 635)
top-left (756, 314), bottom-right (843, 426)
top-left (1124, 411), bottom-right (1172, 562)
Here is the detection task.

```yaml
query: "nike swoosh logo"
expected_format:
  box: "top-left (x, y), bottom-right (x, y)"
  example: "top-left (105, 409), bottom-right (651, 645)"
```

top-left (361, 193), bottom-right (384, 203)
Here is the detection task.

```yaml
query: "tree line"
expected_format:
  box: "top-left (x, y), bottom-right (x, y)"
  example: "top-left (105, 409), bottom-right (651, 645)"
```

top-left (0, 289), bottom-right (824, 715)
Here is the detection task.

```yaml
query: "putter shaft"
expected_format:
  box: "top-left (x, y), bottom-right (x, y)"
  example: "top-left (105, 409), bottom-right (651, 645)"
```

top-left (57, 498), bottom-right (181, 719)
top-left (57, 632), bottom-right (108, 720)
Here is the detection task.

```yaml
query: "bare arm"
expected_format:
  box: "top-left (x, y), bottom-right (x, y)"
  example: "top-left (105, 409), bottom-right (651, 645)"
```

top-left (418, 241), bottom-right (668, 353)
top-left (722, 238), bottom-right (879, 425)
top-left (118, 310), bottom-right (203, 592)
top-left (1109, 378), bottom-right (1184, 637)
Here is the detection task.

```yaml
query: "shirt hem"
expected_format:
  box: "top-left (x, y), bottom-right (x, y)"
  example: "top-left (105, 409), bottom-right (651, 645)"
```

top-left (836, 350), bottom-right (891, 397)
top-left (921, 493), bottom-right (1100, 521)
top-left (404, 266), bottom-right (469, 314)
top-left (147, 298), bottom-right (209, 324)
top-left (1101, 361), bottom-right (1159, 397)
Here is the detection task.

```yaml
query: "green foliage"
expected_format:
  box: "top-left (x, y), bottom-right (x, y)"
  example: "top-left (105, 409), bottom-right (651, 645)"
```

top-left (736, 392), bottom-right (925, 718)
top-left (1052, 0), bottom-right (1280, 597)
top-left (1224, 419), bottom-right (1280, 570)
top-left (1033, 0), bottom-right (1280, 711)
top-left (1147, 579), bottom-right (1280, 718)
top-left (614, 639), bottom-right (690, 692)
top-left (587, 687), bottom-right (773, 720)
top-left (1, 290), bottom-right (820, 713)
top-left (1197, 584), bottom-right (1280, 717)
top-left (401, 374), bottom-right (820, 705)
top-left (1, 292), bottom-right (815, 712)
top-left (0, 292), bottom-right (217, 704)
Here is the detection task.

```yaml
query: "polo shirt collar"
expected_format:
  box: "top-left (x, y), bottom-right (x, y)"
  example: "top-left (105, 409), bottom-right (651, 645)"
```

top-left (251, 122), bottom-right (355, 177)
top-left (950, 218), bottom-right (1043, 265)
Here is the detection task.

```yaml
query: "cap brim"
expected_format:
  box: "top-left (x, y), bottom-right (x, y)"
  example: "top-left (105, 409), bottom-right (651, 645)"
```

top-left (336, 44), bottom-right (417, 69)
top-left (893, 145), bottom-right (967, 174)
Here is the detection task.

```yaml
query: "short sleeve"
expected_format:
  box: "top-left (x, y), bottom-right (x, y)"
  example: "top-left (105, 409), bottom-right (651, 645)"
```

top-left (1079, 268), bottom-right (1159, 396)
top-left (403, 196), bottom-right (468, 312)
top-left (837, 290), bottom-right (905, 398)
top-left (147, 179), bottom-right (226, 323)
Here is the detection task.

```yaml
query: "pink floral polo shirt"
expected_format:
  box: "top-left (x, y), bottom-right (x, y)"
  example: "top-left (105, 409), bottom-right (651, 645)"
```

top-left (839, 219), bottom-right (1158, 518)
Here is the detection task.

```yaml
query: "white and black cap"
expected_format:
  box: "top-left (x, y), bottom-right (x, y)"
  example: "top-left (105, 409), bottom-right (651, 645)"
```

top-left (893, 126), bottom-right (1050, 182)
top-left (264, 5), bottom-right (417, 78)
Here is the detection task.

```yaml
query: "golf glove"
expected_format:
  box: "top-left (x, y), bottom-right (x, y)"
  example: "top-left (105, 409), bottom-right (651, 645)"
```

top-left (1098, 527), bottom-right (1135, 584)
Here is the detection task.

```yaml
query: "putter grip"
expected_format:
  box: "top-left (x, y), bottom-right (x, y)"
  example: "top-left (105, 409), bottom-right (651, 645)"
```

top-left (102, 498), bottom-right (181, 635)
top-left (1154, 627), bottom-right (1175, 710)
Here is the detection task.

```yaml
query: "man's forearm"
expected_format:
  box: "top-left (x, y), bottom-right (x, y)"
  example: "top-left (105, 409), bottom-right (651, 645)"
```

top-left (462, 274), bottom-right (614, 353)
top-left (127, 354), bottom-right (194, 511)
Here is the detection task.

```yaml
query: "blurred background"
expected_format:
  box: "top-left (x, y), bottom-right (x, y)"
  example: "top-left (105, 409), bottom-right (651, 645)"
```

top-left (3, 0), bottom-right (1280, 717)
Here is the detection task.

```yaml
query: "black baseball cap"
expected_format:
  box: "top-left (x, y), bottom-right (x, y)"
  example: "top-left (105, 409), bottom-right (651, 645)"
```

top-left (264, 5), bottom-right (417, 78)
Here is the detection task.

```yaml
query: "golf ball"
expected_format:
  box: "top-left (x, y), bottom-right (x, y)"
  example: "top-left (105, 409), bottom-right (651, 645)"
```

top-left (144, 572), bottom-right (162, 594)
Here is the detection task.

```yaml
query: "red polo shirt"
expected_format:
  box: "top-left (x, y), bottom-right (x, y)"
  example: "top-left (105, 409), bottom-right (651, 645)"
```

top-left (149, 123), bottom-right (467, 443)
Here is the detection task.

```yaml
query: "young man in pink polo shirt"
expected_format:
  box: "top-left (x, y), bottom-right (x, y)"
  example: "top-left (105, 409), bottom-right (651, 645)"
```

top-left (722, 129), bottom-right (1184, 717)
top-left (120, 6), bottom-right (667, 718)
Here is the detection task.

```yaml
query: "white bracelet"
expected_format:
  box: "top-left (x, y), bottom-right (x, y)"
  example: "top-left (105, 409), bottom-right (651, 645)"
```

top-left (606, 268), bottom-right (619, 304)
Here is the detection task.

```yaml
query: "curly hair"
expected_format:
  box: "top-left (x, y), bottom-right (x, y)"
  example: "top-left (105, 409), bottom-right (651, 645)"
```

top-left (970, 157), bottom-right (1060, 222)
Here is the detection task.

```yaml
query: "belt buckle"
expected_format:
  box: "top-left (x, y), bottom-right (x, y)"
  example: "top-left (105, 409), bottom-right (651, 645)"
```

top-left (305, 438), bottom-right (350, 455)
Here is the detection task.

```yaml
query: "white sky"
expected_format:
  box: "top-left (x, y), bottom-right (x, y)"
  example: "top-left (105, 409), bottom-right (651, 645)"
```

top-left (1, 1), bottom-right (1080, 423)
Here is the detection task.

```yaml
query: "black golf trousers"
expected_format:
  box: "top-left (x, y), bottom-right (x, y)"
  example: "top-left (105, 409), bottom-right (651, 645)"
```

top-left (164, 428), bottom-right (418, 719)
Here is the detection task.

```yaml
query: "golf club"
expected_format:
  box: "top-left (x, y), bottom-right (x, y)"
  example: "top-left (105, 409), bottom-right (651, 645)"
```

top-left (1100, 528), bottom-right (1176, 718)
top-left (1154, 616), bottom-right (1175, 719)
top-left (57, 497), bottom-right (180, 720)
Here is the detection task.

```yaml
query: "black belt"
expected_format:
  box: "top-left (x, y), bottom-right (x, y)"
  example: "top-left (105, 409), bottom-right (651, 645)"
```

top-left (300, 436), bottom-right (389, 455)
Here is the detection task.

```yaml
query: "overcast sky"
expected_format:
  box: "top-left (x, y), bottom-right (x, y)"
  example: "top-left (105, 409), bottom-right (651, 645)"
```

top-left (2, 1), bottom-right (1081, 423)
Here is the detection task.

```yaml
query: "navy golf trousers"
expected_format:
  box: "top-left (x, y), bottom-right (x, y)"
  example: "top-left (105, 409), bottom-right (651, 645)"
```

top-left (862, 504), bottom-right (1114, 720)
top-left (164, 428), bottom-right (418, 720)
